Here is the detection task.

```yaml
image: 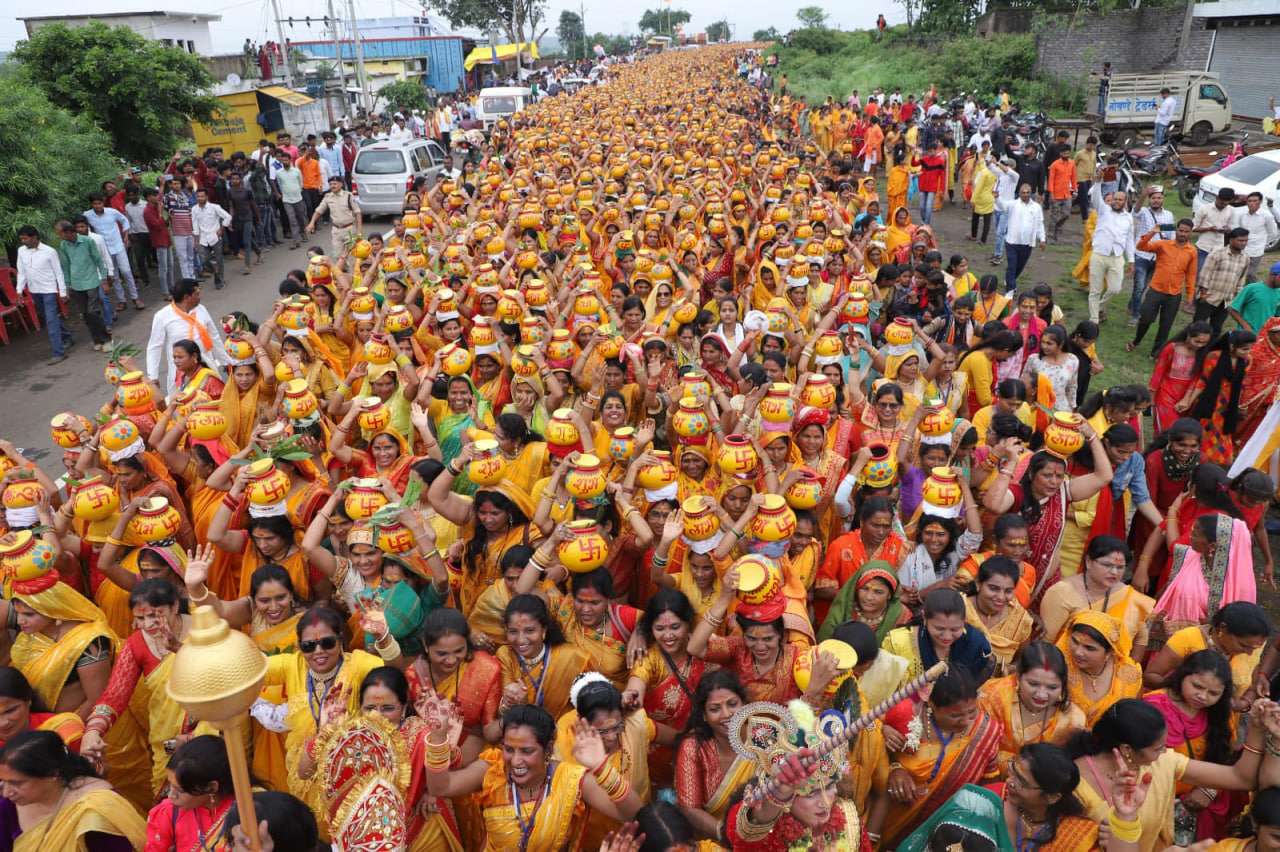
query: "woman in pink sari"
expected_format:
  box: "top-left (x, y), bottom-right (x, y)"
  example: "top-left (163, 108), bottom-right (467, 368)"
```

top-left (1153, 512), bottom-right (1255, 633)
top-left (997, 291), bottom-right (1046, 383)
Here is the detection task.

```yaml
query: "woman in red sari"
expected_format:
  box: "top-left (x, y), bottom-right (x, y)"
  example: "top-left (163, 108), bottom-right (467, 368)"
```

top-left (623, 588), bottom-right (706, 789)
top-left (1183, 330), bottom-right (1256, 466)
top-left (1128, 418), bottom-right (1202, 576)
top-left (983, 441), bottom-right (1113, 614)
top-left (1237, 316), bottom-right (1280, 443)
top-left (404, 608), bottom-right (501, 745)
top-left (673, 670), bottom-right (752, 849)
top-left (1148, 323), bottom-right (1213, 435)
top-left (144, 736), bottom-right (235, 852)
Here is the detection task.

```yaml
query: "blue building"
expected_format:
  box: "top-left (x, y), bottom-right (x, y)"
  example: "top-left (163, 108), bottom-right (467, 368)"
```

top-left (292, 19), bottom-right (473, 95)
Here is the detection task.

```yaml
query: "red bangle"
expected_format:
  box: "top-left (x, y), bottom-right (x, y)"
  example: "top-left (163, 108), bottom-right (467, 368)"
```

top-left (222, 494), bottom-right (239, 511)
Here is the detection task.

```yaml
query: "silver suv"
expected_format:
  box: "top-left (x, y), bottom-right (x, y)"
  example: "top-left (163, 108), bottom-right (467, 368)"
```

top-left (351, 138), bottom-right (450, 217)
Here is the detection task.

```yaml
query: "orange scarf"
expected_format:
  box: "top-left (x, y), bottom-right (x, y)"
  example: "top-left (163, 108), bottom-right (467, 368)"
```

top-left (171, 303), bottom-right (213, 350)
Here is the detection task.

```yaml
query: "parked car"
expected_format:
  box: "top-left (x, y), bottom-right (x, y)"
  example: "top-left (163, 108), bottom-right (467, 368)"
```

top-left (1192, 149), bottom-right (1280, 251)
top-left (350, 138), bottom-right (450, 217)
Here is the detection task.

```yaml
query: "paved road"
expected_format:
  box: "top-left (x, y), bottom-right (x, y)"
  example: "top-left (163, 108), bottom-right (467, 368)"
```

top-left (0, 224), bottom-right (352, 475)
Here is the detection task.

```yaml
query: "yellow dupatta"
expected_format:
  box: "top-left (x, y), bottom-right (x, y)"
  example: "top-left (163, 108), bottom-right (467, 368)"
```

top-left (554, 595), bottom-right (629, 689)
top-left (9, 581), bottom-right (153, 811)
top-left (556, 709), bottom-right (654, 849)
top-left (1055, 610), bottom-right (1143, 727)
top-left (477, 748), bottom-right (586, 852)
top-left (468, 582), bottom-right (513, 649)
top-left (14, 788), bottom-right (147, 852)
top-left (964, 596), bottom-right (1033, 676)
top-left (270, 649), bottom-right (385, 841)
top-left (978, 675), bottom-right (1086, 772)
top-left (496, 643), bottom-right (589, 720)
top-left (249, 611), bottom-right (302, 792)
top-left (218, 373), bottom-right (267, 451)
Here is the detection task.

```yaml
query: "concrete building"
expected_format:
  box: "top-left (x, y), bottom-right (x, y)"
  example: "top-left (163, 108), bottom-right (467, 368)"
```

top-left (290, 29), bottom-right (472, 96)
top-left (1195, 0), bottom-right (1280, 121)
top-left (19, 10), bottom-right (219, 55)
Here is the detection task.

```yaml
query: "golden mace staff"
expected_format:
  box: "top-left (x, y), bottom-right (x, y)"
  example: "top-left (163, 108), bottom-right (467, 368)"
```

top-left (743, 661), bottom-right (949, 806)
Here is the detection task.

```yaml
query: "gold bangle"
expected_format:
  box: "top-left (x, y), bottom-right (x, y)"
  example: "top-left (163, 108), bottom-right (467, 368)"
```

top-left (1107, 811), bottom-right (1142, 844)
top-left (424, 737), bottom-right (452, 771)
top-left (189, 586), bottom-right (213, 604)
top-left (422, 548), bottom-right (441, 561)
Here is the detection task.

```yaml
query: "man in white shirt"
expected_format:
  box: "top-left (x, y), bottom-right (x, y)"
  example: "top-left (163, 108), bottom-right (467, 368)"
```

top-left (16, 225), bottom-right (72, 364)
top-left (991, 158), bottom-right (1021, 265)
top-left (145, 278), bottom-right (227, 396)
top-left (1003, 183), bottom-right (1046, 294)
top-left (388, 114), bottom-right (414, 145)
top-left (1154, 87), bottom-right (1177, 145)
top-left (123, 188), bottom-right (152, 288)
top-left (1193, 187), bottom-right (1237, 276)
top-left (1233, 191), bottom-right (1280, 283)
top-left (1130, 186), bottom-right (1175, 322)
top-left (190, 189), bottom-right (233, 290)
top-left (1086, 183), bottom-right (1136, 323)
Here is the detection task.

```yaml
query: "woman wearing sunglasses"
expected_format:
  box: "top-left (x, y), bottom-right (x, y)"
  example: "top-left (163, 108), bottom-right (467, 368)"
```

top-left (253, 604), bottom-right (404, 843)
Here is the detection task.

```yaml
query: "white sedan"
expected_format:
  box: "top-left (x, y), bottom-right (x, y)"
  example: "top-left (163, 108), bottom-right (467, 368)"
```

top-left (1194, 149), bottom-right (1280, 251)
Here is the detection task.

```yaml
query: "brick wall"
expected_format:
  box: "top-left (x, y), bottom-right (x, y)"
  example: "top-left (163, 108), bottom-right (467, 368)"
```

top-left (1032, 4), bottom-right (1211, 81)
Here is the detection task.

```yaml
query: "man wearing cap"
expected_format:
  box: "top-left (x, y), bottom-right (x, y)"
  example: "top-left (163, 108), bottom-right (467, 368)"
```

top-left (1195, 227), bottom-right (1251, 334)
top-left (1232, 191), bottom-right (1280, 284)
top-left (306, 176), bottom-right (363, 259)
top-left (1193, 187), bottom-right (1237, 279)
top-left (1227, 261), bottom-right (1280, 335)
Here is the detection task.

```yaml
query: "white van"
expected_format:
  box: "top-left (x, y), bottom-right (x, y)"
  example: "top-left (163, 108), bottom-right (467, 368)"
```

top-left (475, 86), bottom-right (532, 129)
top-left (351, 138), bottom-right (450, 217)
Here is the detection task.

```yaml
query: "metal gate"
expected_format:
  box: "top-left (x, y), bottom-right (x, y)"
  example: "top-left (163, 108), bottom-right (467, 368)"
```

top-left (1207, 23), bottom-right (1280, 120)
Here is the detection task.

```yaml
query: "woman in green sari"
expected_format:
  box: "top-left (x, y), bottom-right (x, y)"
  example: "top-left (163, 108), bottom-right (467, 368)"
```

top-left (427, 374), bottom-right (494, 496)
top-left (817, 560), bottom-right (911, 644)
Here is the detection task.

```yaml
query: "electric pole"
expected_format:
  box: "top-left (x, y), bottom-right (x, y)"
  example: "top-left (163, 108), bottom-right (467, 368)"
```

top-left (580, 1), bottom-right (588, 61)
top-left (346, 0), bottom-right (371, 112)
top-left (269, 0), bottom-right (294, 87)
top-left (326, 0), bottom-right (350, 109)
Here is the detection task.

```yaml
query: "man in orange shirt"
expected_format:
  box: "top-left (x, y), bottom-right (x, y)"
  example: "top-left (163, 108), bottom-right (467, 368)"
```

top-left (861, 115), bottom-right (885, 176)
top-left (297, 145), bottom-right (323, 216)
top-left (1127, 219), bottom-right (1198, 356)
top-left (1047, 147), bottom-right (1076, 243)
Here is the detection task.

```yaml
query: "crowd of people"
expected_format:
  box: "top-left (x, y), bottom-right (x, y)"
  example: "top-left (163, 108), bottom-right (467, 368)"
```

top-left (3, 42), bottom-right (1280, 852)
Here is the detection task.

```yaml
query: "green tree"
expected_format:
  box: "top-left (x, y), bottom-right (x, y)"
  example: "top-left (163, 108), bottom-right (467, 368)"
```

top-left (706, 20), bottom-right (731, 42)
top-left (638, 8), bottom-right (691, 35)
top-left (557, 10), bottom-right (586, 59)
top-left (0, 67), bottom-right (117, 248)
top-left (12, 23), bottom-right (217, 164)
top-left (796, 6), bottom-right (828, 28)
top-left (428, 0), bottom-right (548, 49)
top-left (377, 79), bottom-right (430, 113)
top-left (753, 27), bottom-right (780, 41)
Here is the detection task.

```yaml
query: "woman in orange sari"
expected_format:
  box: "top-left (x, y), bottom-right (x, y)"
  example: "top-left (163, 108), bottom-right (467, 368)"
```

top-left (170, 339), bottom-right (225, 399)
top-left (207, 465), bottom-right (310, 599)
top-left (217, 335), bottom-right (276, 449)
top-left (878, 667), bottom-right (1002, 847)
top-left (815, 497), bottom-right (908, 626)
top-left (405, 608), bottom-right (501, 745)
top-left (978, 641), bottom-right (1086, 773)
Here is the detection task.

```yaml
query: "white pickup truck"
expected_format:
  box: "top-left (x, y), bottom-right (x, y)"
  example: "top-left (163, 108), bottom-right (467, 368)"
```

top-left (1090, 71), bottom-right (1232, 146)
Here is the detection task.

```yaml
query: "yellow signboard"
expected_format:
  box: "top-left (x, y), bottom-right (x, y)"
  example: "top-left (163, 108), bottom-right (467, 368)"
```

top-left (189, 91), bottom-right (262, 154)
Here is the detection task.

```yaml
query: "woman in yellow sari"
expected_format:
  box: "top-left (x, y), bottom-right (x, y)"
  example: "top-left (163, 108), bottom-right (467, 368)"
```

top-left (427, 451), bottom-right (540, 617)
top-left (977, 641), bottom-right (1086, 772)
top-left (885, 206), bottom-right (916, 260)
top-left (493, 412), bottom-right (551, 496)
top-left (502, 374), bottom-right (556, 438)
top-left (495, 594), bottom-right (590, 720)
top-left (964, 556), bottom-right (1034, 676)
top-left (1055, 609), bottom-right (1143, 726)
top-left (423, 701), bottom-right (642, 852)
top-left (264, 606), bottom-right (403, 840)
top-left (674, 670), bottom-right (754, 851)
top-left (309, 280), bottom-right (353, 366)
top-left (1071, 209), bottom-right (1097, 286)
top-left (0, 548), bottom-right (151, 811)
top-left (183, 556), bottom-right (303, 792)
top-left (555, 675), bottom-right (654, 850)
top-left (1143, 601), bottom-right (1270, 695)
top-left (0, 729), bottom-right (146, 851)
top-left (879, 667), bottom-right (1002, 847)
top-left (1040, 535), bottom-right (1154, 662)
top-left (217, 334), bottom-right (276, 450)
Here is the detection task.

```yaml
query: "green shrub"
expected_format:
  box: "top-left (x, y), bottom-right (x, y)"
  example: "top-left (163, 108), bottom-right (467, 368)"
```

top-left (788, 27), bottom-right (841, 55)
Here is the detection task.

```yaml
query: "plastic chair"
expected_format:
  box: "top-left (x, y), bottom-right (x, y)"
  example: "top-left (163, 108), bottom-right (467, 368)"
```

top-left (0, 270), bottom-right (38, 345)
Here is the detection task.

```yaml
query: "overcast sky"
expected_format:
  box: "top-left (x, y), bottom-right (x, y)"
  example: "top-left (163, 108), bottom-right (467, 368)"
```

top-left (3, 1), bottom-right (904, 55)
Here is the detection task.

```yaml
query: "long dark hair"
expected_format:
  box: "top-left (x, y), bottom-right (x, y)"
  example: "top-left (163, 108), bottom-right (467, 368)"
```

top-left (0, 729), bottom-right (100, 783)
top-left (1016, 451), bottom-right (1067, 525)
top-left (0, 667), bottom-right (47, 712)
top-left (1190, 462), bottom-right (1243, 518)
top-left (1068, 699), bottom-right (1165, 757)
top-left (1015, 641), bottom-right (1071, 710)
top-left (639, 588), bottom-right (695, 643)
top-left (466, 490), bottom-right (530, 575)
top-left (169, 735), bottom-right (234, 798)
top-left (1190, 330), bottom-right (1255, 433)
top-left (1167, 650), bottom-right (1233, 764)
top-left (679, 669), bottom-right (745, 743)
top-left (1020, 743), bottom-right (1087, 842)
top-left (503, 593), bottom-right (565, 646)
